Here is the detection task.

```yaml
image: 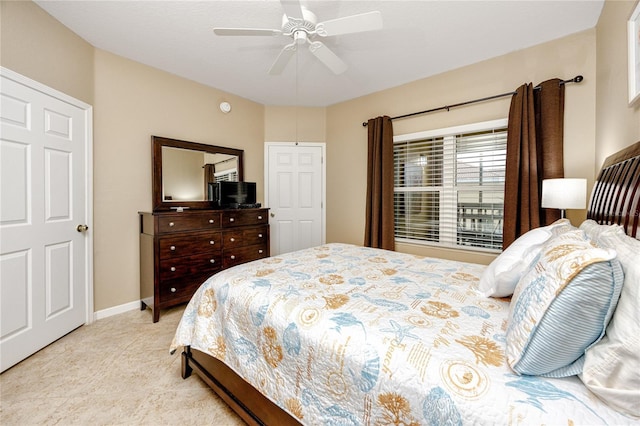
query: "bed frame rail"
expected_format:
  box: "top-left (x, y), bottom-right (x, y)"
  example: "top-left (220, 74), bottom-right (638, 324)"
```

top-left (182, 346), bottom-right (301, 426)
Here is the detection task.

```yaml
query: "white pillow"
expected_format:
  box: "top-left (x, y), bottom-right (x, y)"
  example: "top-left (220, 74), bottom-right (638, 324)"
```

top-left (506, 229), bottom-right (623, 377)
top-left (581, 227), bottom-right (640, 417)
top-left (579, 219), bottom-right (624, 242)
top-left (478, 219), bottom-right (573, 297)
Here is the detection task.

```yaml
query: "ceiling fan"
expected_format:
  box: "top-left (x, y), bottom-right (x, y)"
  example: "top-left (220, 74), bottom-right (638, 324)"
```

top-left (213, 0), bottom-right (383, 75)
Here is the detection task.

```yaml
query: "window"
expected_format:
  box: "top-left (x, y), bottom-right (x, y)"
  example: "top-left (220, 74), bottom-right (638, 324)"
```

top-left (394, 119), bottom-right (507, 251)
top-left (214, 169), bottom-right (238, 182)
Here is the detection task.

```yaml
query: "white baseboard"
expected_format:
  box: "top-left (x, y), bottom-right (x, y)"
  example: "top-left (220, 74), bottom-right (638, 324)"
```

top-left (94, 300), bottom-right (141, 321)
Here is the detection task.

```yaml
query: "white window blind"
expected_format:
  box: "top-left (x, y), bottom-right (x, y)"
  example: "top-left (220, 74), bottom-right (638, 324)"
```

top-left (394, 119), bottom-right (507, 251)
top-left (214, 169), bottom-right (238, 182)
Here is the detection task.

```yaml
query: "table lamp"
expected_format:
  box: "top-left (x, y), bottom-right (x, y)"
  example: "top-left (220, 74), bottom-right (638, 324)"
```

top-left (541, 178), bottom-right (587, 218)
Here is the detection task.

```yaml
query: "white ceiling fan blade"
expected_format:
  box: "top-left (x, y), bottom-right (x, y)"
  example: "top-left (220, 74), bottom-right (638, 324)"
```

top-left (269, 43), bottom-right (297, 75)
top-left (213, 28), bottom-right (282, 36)
top-left (315, 11), bottom-right (383, 37)
top-left (280, 0), bottom-right (303, 19)
top-left (308, 41), bottom-right (347, 75)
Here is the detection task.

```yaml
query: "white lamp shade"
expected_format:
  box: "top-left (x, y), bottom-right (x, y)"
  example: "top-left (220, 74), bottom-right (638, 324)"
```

top-left (541, 178), bottom-right (587, 210)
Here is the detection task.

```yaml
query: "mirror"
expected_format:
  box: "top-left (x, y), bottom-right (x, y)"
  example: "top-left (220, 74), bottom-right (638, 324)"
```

top-left (152, 136), bottom-right (244, 211)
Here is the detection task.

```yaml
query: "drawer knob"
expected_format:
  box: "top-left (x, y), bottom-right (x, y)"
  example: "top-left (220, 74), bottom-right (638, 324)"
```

top-left (210, 240), bottom-right (215, 245)
top-left (209, 219), bottom-right (215, 224)
top-left (230, 237), bottom-right (235, 242)
top-left (170, 245), bottom-right (176, 251)
top-left (259, 249), bottom-right (263, 254)
top-left (171, 267), bottom-right (176, 272)
top-left (258, 215), bottom-right (263, 220)
top-left (171, 287), bottom-right (176, 293)
top-left (169, 222), bottom-right (175, 227)
top-left (229, 218), bottom-right (235, 222)
top-left (230, 255), bottom-right (236, 260)
top-left (210, 259), bottom-right (215, 264)
top-left (258, 234), bottom-right (263, 238)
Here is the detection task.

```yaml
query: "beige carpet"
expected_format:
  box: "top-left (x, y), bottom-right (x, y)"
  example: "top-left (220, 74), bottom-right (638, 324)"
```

top-left (0, 305), bottom-right (245, 425)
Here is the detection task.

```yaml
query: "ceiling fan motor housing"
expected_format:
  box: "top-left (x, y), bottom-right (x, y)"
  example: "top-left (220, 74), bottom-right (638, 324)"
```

top-left (281, 7), bottom-right (317, 38)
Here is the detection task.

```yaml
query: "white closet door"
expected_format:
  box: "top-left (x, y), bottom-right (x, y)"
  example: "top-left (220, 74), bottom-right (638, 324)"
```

top-left (266, 143), bottom-right (325, 255)
top-left (1, 68), bottom-right (92, 372)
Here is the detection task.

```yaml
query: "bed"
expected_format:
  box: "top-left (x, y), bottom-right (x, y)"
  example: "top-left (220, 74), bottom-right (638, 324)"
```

top-left (171, 141), bottom-right (640, 425)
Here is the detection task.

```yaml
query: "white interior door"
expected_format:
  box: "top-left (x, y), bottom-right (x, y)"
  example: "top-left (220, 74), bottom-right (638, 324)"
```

top-left (265, 143), bottom-right (325, 255)
top-left (0, 67), bottom-right (93, 372)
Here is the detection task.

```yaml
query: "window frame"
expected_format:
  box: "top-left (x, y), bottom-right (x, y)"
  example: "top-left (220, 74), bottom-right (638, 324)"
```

top-left (393, 118), bottom-right (508, 253)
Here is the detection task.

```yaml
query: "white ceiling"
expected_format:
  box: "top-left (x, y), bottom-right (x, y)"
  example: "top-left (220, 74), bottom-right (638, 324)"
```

top-left (35, 0), bottom-right (604, 107)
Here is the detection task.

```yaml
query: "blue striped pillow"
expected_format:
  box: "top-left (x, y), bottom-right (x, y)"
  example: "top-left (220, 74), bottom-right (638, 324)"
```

top-left (506, 230), bottom-right (624, 377)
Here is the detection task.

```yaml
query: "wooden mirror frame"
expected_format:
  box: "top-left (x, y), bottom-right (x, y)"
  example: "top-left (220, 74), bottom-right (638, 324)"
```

top-left (152, 136), bottom-right (244, 211)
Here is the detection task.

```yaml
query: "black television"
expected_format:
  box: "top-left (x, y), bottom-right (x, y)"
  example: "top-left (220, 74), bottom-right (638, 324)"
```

top-left (209, 181), bottom-right (257, 208)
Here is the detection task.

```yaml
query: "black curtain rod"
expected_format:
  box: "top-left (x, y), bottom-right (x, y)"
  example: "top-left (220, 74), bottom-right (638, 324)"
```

top-left (362, 75), bottom-right (583, 127)
top-left (203, 157), bottom-right (235, 167)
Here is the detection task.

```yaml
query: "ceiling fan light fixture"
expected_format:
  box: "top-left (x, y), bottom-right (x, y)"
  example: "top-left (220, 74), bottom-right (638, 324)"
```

top-left (294, 30), bottom-right (308, 45)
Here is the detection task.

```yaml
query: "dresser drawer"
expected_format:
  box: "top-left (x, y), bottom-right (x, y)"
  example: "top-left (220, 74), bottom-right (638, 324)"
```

top-left (223, 226), bottom-right (268, 248)
top-left (158, 211), bottom-right (221, 233)
top-left (159, 280), bottom-right (203, 303)
top-left (221, 209), bottom-right (268, 227)
top-left (158, 231), bottom-right (221, 259)
top-left (223, 244), bottom-right (268, 268)
top-left (243, 225), bottom-right (269, 246)
top-left (159, 252), bottom-right (222, 279)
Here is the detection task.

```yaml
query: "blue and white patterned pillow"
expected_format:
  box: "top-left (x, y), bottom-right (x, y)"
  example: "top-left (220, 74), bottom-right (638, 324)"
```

top-left (506, 229), bottom-right (624, 378)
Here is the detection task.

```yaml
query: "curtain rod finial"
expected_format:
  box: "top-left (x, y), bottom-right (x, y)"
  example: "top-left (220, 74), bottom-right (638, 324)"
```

top-left (574, 75), bottom-right (583, 83)
top-left (362, 122), bottom-right (368, 127)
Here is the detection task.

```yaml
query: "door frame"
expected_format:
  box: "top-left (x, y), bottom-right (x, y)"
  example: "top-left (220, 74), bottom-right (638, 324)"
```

top-left (1, 66), bottom-right (94, 325)
top-left (264, 142), bottom-right (327, 252)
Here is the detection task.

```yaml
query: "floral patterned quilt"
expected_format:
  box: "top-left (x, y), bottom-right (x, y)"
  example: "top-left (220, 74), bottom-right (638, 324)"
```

top-left (171, 243), bottom-right (633, 425)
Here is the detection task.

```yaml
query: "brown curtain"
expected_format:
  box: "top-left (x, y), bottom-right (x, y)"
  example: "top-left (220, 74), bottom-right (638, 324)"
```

top-left (203, 163), bottom-right (215, 195)
top-left (503, 79), bottom-right (564, 249)
top-left (365, 116), bottom-right (395, 250)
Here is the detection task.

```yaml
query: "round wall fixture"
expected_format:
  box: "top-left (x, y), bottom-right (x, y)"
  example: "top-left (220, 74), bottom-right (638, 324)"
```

top-left (219, 102), bottom-right (232, 113)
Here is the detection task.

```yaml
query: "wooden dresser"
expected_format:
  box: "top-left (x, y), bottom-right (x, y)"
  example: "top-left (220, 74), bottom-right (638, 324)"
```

top-left (139, 208), bottom-right (269, 322)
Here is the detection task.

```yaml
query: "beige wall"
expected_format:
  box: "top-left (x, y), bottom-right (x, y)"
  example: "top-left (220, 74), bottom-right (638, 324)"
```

top-left (596, 0), bottom-right (640, 169)
top-left (93, 50), bottom-right (264, 310)
top-left (0, 0), bottom-right (94, 105)
top-left (264, 106), bottom-right (326, 142)
top-left (326, 29), bottom-right (597, 264)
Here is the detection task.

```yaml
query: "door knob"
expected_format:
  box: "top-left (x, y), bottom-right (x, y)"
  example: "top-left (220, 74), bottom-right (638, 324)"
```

top-left (76, 224), bottom-right (89, 232)
top-left (270, 212), bottom-right (275, 217)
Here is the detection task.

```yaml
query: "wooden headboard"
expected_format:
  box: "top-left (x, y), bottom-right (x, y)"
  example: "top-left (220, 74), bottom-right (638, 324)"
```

top-left (587, 141), bottom-right (640, 239)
